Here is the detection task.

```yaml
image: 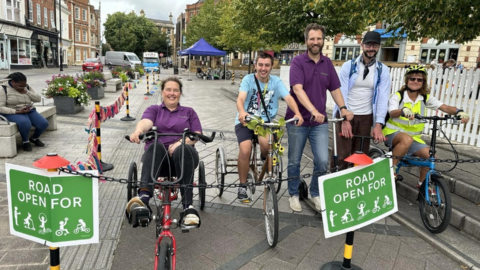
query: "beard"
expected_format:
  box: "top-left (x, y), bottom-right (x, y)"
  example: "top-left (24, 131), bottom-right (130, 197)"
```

top-left (363, 50), bottom-right (378, 60)
top-left (308, 43), bottom-right (324, 55)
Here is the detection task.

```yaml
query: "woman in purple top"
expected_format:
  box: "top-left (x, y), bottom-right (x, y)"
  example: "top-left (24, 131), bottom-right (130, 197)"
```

top-left (126, 77), bottom-right (202, 226)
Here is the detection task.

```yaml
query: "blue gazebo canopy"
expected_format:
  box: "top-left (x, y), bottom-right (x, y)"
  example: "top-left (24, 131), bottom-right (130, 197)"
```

top-left (179, 38), bottom-right (226, 56)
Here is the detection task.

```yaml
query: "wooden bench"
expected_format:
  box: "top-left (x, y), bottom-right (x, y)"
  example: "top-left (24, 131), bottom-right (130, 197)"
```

top-left (103, 71), bottom-right (123, 93)
top-left (0, 106), bottom-right (57, 157)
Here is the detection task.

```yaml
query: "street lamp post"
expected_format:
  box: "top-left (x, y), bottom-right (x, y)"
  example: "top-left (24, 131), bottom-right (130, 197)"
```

top-left (3, 34), bottom-right (10, 74)
top-left (58, 0), bottom-right (63, 71)
top-left (166, 37), bottom-right (170, 69)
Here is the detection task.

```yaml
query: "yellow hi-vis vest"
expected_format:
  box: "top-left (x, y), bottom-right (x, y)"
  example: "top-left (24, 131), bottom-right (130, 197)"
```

top-left (383, 91), bottom-right (429, 144)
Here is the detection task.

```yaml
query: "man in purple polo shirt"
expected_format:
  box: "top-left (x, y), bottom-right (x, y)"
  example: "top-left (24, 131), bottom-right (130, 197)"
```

top-left (286, 23), bottom-right (353, 212)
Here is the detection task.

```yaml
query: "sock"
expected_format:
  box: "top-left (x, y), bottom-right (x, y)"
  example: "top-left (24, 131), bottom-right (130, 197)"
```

top-left (31, 138), bottom-right (38, 141)
top-left (138, 190), bottom-right (151, 205)
top-left (418, 181), bottom-right (422, 186)
top-left (240, 183), bottom-right (247, 188)
top-left (23, 141), bottom-right (29, 144)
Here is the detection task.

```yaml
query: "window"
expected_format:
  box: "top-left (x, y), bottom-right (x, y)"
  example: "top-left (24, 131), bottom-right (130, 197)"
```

top-left (82, 9), bottom-right (86, 21)
top-left (44, 7), bottom-right (48, 27)
top-left (61, 19), bottom-right (65, 32)
top-left (28, 0), bottom-right (33, 22)
top-left (83, 30), bottom-right (87, 42)
top-left (6, 0), bottom-right (21, 23)
top-left (75, 7), bottom-right (79, 20)
top-left (76, 49), bottom-right (80, 61)
top-left (75, 29), bottom-right (80, 41)
top-left (50, 11), bottom-right (55, 28)
top-left (334, 46), bottom-right (361, 61)
top-left (83, 50), bottom-right (87, 60)
top-left (9, 38), bottom-right (32, 65)
top-left (37, 4), bottom-right (42, 25)
top-left (167, 29), bottom-right (171, 35)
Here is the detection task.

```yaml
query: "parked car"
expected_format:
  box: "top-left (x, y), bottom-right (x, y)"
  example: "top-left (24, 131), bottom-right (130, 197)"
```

top-left (82, 58), bottom-right (103, 72)
top-left (105, 51), bottom-right (141, 69)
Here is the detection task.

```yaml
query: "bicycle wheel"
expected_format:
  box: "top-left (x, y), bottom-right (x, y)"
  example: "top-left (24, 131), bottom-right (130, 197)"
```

top-left (272, 155), bottom-right (283, 194)
top-left (198, 161), bottom-right (206, 210)
top-left (368, 147), bottom-right (385, 160)
top-left (264, 182), bottom-right (279, 247)
top-left (418, 174), bottom-right (452, 234)
top-left (247, 168), bottom-right (256, 195)
top-left (215, 149), bottom-right (225, 197)
top-left (196, 72), bottom-right (202, 79)
top-left (127, 162), bottom-right (138, 202)
top-left (226, 71), bottom-right (232, 80)
top-left (156, 240), bottom-right (172, 270)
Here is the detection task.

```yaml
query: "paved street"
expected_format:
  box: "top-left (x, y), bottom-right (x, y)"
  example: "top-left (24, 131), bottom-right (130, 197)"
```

top-left (0, 67), bottom-right (479, 269)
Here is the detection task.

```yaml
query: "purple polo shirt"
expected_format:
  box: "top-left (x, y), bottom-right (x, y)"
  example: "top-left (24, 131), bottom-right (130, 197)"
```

top-left (141, 103), bottom-right (202, 150)
top-left (285, 52), bottom-right (341, 126)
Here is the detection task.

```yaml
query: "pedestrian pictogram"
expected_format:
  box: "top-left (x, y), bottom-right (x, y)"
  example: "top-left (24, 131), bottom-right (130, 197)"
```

top-left (319, 157), bottom-right (397, 238)
top-left (6, 164), bottom-right (99, 247)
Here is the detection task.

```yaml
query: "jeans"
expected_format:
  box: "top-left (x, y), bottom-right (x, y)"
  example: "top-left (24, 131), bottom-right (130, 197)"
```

top-left (141, 143), bottom-right (199, 206)
top-left (0, 108), bottom-right (49, 141)
top-left (287, 123), bottom-right (329, 197)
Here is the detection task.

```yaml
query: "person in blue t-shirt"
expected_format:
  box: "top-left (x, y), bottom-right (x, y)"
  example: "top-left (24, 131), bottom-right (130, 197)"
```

top-left (234, 52), bottom-right (303, 200)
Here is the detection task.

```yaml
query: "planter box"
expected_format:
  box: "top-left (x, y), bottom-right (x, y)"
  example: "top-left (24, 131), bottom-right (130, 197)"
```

top-left (87, 86), bottom-right (104, 100)
top-left (53, 96), bottom-right (84, 115)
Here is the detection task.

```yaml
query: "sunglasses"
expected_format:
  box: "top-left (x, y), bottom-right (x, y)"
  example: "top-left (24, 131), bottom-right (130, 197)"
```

top-left (409, 78), bottom-right (424, 83)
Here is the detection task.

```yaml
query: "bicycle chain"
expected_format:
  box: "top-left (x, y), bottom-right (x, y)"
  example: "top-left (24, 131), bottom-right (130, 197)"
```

top-left (57, 167), bottom-right (339, 189)
top-left (57, 155), bottom-right (480, 189)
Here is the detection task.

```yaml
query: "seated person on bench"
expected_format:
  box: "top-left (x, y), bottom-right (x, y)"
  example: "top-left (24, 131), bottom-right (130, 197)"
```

top-left (126, 77), bottom-right (202, 227)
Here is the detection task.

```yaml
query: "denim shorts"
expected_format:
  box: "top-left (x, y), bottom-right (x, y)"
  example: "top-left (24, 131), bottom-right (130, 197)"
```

top-left (385, 131), bottom-right (428, 156)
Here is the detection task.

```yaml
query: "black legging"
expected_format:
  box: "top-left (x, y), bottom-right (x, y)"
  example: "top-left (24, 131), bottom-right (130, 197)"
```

top-left (140, 143), bottom-right (199, 206)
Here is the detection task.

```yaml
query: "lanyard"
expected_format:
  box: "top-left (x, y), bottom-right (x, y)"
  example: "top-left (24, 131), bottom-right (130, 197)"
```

top-left (257, 79), bottom-right (268, 110)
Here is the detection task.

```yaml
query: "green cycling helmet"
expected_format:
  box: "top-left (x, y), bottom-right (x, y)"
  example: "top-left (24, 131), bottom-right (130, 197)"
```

top-left (405, 65), bottom-right (427, 77)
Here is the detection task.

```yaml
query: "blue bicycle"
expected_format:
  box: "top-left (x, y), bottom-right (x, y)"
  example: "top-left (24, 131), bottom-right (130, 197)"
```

top-left (369, 114), bottom-right (461, 234)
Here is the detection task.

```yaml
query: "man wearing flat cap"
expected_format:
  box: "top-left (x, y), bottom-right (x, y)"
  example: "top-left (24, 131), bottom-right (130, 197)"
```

top-left (332, 31), bottom-right (391, 170)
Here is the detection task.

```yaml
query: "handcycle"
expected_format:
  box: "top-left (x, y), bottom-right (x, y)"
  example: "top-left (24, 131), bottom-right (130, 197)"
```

top-left (368, 114), bottom-right (460, 234)
top-left (125, 127), bottom-right (215, 270)
top-left (215, 116), bottom-right (298, 247)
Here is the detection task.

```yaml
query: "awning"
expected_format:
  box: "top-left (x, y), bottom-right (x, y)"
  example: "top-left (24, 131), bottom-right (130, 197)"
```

top-left (373, 29), bottom-right (407, 38)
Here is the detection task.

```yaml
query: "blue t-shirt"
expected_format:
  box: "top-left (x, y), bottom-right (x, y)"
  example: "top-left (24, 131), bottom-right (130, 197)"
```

top-left (234, 74), bottom-right (290, 125)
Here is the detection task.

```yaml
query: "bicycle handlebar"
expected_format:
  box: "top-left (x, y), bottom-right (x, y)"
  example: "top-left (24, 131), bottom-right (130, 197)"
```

top-left (244, 116), bottom-right (299, 127)
top-left (125, 128), bottom-right (216, 144)
top-left (329, 116), bottom-right (347, 123)
top-left (414, 114), bottom-right (461, 121)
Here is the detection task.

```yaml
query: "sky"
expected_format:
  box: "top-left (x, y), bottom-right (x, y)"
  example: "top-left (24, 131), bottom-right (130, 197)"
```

top-left (90, 0), bottom-right (195, 41)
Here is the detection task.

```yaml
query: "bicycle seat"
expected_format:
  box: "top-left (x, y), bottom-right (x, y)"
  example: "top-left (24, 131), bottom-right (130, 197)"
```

top-left (127, 205), bottom-right (152, 228)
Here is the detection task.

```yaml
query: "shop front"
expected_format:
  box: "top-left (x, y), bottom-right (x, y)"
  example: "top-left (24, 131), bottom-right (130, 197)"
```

top-left (0, 23), bottom-right (34, 69)
top-left (277, 43), bottom-right (307, 65)
top-left (30, 31), bottom-right (59, 68)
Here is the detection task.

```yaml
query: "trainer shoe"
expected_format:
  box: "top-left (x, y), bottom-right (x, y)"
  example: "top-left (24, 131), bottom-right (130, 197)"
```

top-left (237, 187), bottom-right (248, 200)
top-left (311, 196), bottom-right (322, 211)
top-left (22, 142), bottom-right (32, 152)
top-left (289, 196), bottom-right (302, 212)
top-left (29, 137), bottom-right (45, 147)
top-left (183, 206), bottom-right (200, 226)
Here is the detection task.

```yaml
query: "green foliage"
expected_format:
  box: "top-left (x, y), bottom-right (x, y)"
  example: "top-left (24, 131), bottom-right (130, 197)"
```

top-left (43, 75), bottom-right (90, 106)
top-left (371, 0), bottom-right (480, 44)
top-left (135, 65), bottom-right (145, 76)
top-left (243, 116), bottom-right (288, 156)
top-left (185, 0), bottom-right (224, 50)
top-left (81, 71), bottom-right (106, 87)
top-left (144, 29), bottom-right (172, 57)
top-left (118, 72), bottom-right (128, 83)
top-left (104, 12), bottom-right (159, 57)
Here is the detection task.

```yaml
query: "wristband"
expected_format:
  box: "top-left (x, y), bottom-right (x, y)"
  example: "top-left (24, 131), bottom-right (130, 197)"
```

top-left (456, 109), bottom-right (464, 114)
top-left (339, 106), bottom-right (347, 111)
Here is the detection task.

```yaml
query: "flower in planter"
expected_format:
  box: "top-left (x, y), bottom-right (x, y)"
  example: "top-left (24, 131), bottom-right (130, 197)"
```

top-left (43, 74), bottom-right (91, 106)
top-left (80, 71), bottom-right (107, 88)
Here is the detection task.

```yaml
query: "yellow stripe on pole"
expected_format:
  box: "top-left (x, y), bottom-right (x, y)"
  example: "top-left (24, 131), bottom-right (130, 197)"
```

top-left (343, 244), bottom-right (353, 259)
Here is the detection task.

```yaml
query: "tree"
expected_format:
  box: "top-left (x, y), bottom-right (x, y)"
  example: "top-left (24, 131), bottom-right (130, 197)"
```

top-left (371, 0), bottom-right (480, 44)
top-left (218, 0), bottom-right (284, 72)
top-left (232, 0), bottom-right (373, 44)
top-left (104, 12), bottom-right (159, 57)
top-left (185, 0), bottom-right (223, 49)
top-left (144, 30), bottom-right (172, 57)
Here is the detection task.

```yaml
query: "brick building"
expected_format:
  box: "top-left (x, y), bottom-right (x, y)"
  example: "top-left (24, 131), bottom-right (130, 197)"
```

top-left (67, 0), bottom-right (100, 66)
top-left (140, 9), bottom-right (175, 64)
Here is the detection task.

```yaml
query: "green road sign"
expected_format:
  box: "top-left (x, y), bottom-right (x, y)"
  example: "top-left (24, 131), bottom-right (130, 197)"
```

top-left (319, 157), bottom-right (397, 238)
top-left (6, 163), bottom-right (99, 247)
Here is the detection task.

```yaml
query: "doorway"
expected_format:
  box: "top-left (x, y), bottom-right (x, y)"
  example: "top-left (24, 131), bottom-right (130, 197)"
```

top-left (0, 41), bottom-right (7, 69)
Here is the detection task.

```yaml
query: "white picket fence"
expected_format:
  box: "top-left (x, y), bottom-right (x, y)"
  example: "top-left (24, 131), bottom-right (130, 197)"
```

top-left (280, 66), bottom-right (480, 146)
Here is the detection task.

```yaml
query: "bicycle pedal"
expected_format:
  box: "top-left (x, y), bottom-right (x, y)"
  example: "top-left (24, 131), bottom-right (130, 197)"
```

top-left (130, 206), bottom-right (151, 228)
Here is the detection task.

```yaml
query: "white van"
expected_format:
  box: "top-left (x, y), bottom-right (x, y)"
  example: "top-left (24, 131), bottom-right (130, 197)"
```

top-left (105, 51), bottom-right (141, 68)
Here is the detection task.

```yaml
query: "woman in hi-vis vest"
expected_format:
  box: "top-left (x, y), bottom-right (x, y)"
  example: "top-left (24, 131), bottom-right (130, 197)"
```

top-left (382, 65), bottom-right (470, 187)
